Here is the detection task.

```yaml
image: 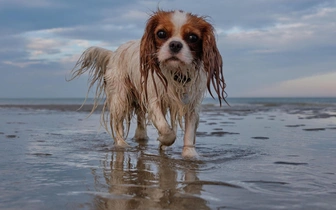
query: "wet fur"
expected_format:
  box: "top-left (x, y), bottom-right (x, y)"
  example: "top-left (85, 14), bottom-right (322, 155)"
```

top-left (68, 10), bottom-right (227, 157)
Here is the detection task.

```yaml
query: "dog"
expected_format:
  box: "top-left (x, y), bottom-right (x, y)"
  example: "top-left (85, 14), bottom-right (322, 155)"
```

top-left (68, 9), bottom-right (227, 157)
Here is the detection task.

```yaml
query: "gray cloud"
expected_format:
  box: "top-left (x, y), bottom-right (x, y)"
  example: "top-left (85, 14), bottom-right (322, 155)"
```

top-left (0, 0), bottom-right (139, 35)
top-left (0, 0), bottom-right (335, 97)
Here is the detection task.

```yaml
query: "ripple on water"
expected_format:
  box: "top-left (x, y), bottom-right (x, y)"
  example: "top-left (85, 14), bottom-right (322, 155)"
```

top-left (196, 146), bottom-right (258, 171)
top-left (303, 128), bottom-right (326, 131)
top-left (179, 180), bottom-right (242, 189)
top-left (240, 180), bottom-right (292, 196)
top-left (251, 136), bottom-right (269, 140)
top-left (273, 161), bottom-right (308, 166)
top-left (6, 135), bottom-right (17, 138)
top-left (196, 131), bottom-right (239, 137)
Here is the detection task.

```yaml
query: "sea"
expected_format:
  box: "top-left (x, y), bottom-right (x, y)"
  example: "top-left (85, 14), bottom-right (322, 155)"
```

top-left (1, 97), bottom-right (336, 106)
top-left (0, 97), bottom-right (335, 210)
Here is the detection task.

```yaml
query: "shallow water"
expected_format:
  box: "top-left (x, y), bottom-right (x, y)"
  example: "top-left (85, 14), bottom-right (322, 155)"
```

top-left (0, 105), bottom-right (336, 210)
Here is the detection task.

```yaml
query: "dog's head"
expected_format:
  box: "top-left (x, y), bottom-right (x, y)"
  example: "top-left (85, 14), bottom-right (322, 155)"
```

top-left (140, 10), bottom-right (226, 104)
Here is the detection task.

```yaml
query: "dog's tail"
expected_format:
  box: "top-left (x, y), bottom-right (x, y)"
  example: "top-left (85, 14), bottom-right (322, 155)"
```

top-left (67, 47), bottom-right (113, 115)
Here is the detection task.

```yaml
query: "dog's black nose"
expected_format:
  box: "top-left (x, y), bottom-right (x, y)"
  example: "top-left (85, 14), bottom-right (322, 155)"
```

top-left (169, 41), bottom-right (183, 53)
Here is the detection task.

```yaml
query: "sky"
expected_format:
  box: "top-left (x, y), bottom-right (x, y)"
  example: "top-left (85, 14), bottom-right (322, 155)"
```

top-left (1, 0), bottom-right (336, 98)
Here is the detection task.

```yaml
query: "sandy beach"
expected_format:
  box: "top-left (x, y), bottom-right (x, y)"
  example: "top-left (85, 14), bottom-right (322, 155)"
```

top-left (0, 99), bottom-right (335, 209)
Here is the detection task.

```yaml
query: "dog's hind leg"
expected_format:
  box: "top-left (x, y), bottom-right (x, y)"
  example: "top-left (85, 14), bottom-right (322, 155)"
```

top-left (113, 118), bottom-right (129, 147)
top-left (133, 107), bottom-right (148, 141)
top-left (108, 105), bottom-right (130, 147)
top-left (105, 83), bottom-right (131, 147)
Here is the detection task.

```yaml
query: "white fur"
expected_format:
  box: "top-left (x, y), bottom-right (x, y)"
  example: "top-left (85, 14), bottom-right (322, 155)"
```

top-left (68, 11), bottom-right (219, 158)
top-left (69, 39), bottom-right (207, 158)
top-left (171, 10), bottom-right (188, 36)
top-left (157, 37), bottom-right (193, 65)
top-left (157, 11), bottom-right (193, 66)
top-left (106, 40), bottom-right (207, 150)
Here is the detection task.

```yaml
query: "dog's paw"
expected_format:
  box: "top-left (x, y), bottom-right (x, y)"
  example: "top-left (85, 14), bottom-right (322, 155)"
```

top-left (133, 128), bottom-right (148, 141)
top-left (159, 144), bottom-right (168, 150)
top-left (158, 129), bottom-right (176, 146)
top-left (182, 146), bottom-right (199, 158)
top-left (114, 138), bottom-right (130, 147)
top-left (133, 134), bottom-right (149, 142)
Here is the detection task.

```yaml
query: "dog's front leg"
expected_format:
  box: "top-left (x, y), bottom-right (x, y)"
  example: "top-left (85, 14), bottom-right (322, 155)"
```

top-left (150, 102), bottom-right (176, 148)
top-left (182, 111), bottom-right (199, 158)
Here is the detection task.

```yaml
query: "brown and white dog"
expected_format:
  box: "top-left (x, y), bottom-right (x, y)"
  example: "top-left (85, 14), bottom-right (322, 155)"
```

top-left (68, 9), bottom-right (227, 157)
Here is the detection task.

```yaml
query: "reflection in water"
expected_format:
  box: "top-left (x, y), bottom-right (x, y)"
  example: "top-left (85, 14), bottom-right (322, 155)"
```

top-left (90, 144), bottom-right (209, 210)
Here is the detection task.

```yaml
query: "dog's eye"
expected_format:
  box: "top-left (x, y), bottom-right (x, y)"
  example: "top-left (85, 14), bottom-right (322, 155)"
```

top-left (157, 30), bottom-right (167, 39)
top-left (187, 34), bottom-right (198, 43)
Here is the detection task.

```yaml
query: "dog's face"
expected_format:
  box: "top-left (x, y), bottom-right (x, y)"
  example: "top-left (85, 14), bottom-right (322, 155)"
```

top-left (140, 10), bottom-right (226, 104)
top-left (141, 10), bottom-right (211, 67)
top-left (153, 10), bottom-right (203, 66)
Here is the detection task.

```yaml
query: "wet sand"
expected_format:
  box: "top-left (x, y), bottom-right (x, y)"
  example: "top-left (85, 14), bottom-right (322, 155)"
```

top-left (0, 103), bottom-right (336, 209)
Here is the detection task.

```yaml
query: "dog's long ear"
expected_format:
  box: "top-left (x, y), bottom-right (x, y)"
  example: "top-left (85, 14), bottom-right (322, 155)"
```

top-left (140, 12), bottom-right (168, 99)
top-left (202, 22), bottom-right (227, 106)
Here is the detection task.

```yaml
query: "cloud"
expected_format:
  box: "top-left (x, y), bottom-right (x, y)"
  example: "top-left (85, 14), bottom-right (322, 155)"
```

top-left (53, 23), bottom-right (143, 43)
top-left (218, 3), bottom-right (336, 96)
top-left (0, 0), bottom-right (335, 98)
top-left (3, 60), bottom-right (41, 68)
top-left (221, 5), bottom-right (336, 53)
top-left (245, 71), bottom-right (336, 97)
top-left (0, 0), bottom-right (57, 8)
